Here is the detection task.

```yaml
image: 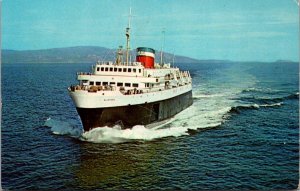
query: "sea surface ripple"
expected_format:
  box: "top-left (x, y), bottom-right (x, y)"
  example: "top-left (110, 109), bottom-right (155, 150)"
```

top-left (2, 62), bottom-right (299, 190)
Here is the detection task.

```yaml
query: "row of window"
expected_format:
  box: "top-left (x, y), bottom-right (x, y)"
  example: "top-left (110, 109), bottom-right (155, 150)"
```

top-left (89, 81), bottom-right (139, 88)
top-left (97, 67), bottom-right (142, 73)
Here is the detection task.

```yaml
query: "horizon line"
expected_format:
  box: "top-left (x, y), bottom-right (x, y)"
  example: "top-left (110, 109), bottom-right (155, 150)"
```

top-left (2, 46), bottom-right (298, 63)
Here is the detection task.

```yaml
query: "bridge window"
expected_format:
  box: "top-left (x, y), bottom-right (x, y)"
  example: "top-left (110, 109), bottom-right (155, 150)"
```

top-left (118, 68), bottom-right (122, 72)
top-left (101, 67), bottom-right (104, 71)
top-left (89, 81), bottom-right (94, 85)
top-left (110, 82), bottom-right (116, 85)
top-left (117, 82), bottom-right (123, 86)
top-left (128, 68), bottom-right (132, 72)
top-left (96, 82), bottom-right (101, 85)
top-left (114, 68), bottom-right (117, 72)
top-left (133, 68), bottom-right (136, 73)
top-left (123, 68), bottom-right (127, 72)
top-left (139, 69), bottom-right (141, 73)
top-left (105, 67), bottom-right (108, 71)
top-left (97, 67), bottom-right (100, 71)
top-left (103, 82), bottom-right (108, 86)
top-left (110, 67), bottom-right (113, 72)
top-left (133, 83), bottom-right (138, 87)
top-left (125, 83), bottom-right (130, 87)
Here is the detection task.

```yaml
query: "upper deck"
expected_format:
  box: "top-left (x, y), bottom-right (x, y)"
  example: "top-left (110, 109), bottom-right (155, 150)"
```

top-left (92, 61), bottom-right (145, 77)
top-left (78, 61), bottom-right (181, 80)
top-left (69, 60), bottom-right (192, 96)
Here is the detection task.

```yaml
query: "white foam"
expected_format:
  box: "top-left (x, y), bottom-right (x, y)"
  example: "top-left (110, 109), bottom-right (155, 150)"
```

top-left (260, 102), bottom-right (283, 107)
top-left (193, 93), bottom-right (224, 98)
top-left (44, 113), bottom-right (223, 143)
top-left (79, 120), bottom-right (224, 144)
top-left (234, 102), bottom-right (283, 110)
top-left (243, 87), bottom-right (282, 93)
top-left (44, 118), bottom-right (83, 137)
top-left (80, 125), bottom-right (189, 143)
top-left (252, 104), bottom-right (260, 109)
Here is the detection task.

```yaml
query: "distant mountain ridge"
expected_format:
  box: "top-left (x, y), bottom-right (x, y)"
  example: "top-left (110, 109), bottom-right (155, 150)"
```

top-left (2, 46), bottom-right (201, 64)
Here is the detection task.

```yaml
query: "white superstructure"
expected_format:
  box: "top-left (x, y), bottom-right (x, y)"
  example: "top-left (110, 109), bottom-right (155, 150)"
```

top-left (69, 61), bottom-right (192, 108)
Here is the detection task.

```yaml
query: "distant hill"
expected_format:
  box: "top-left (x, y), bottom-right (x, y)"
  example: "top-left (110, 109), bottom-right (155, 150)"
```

top-left (2, 46), bottom-right (201, 64)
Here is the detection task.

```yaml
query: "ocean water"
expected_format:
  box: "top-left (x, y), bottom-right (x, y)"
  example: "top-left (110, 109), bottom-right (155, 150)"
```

top-left (2, 61), bottom-right (299, 190)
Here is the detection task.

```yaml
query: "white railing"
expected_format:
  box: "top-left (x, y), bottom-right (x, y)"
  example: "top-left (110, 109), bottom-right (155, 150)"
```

top-left (69, 80), bottom-right (192, 95)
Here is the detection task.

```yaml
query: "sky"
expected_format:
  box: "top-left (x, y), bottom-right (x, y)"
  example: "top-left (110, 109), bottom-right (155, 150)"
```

top-left (2, 0), bottom-right (299, 62)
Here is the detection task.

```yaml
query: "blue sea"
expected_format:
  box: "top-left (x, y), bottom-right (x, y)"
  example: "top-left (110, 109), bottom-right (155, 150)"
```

top-left (2, 61), bottom-right (299, 190)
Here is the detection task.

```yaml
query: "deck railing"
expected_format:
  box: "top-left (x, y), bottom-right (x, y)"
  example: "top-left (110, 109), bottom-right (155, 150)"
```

top-left (69, 81), bottom-right (191, 96)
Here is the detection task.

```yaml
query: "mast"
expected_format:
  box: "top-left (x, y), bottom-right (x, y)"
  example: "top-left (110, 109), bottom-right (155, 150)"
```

top-left (160, 29), bottom-right (165, 65)
top-left (126, 8), bottom-right (132, 66)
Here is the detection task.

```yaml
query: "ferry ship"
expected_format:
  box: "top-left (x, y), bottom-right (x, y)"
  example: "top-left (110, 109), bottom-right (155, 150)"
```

top-left (68, 13), bottom-right (193, 132)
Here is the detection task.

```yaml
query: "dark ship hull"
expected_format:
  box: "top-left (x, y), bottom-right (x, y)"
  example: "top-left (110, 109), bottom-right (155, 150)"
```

top-left (77, 91), bottom-right (193, 132)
